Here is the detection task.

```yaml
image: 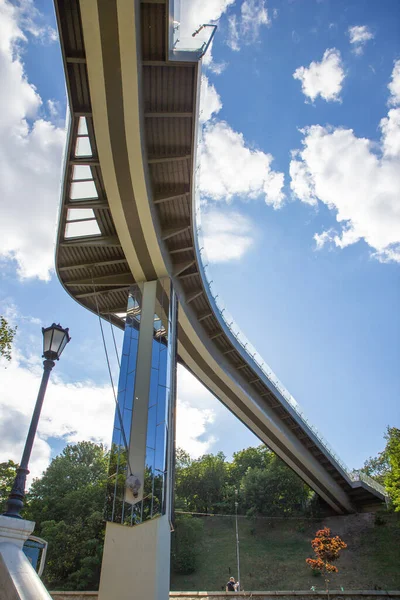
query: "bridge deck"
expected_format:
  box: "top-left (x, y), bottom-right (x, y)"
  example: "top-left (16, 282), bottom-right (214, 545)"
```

top-left (53, 0), bottom-right (385, 514)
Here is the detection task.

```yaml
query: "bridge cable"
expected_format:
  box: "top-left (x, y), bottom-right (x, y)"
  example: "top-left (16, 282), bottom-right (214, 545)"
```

top-left (90, 273), bottom-right (133, 476)
top-left (107, 308), bottom-right (121, 370)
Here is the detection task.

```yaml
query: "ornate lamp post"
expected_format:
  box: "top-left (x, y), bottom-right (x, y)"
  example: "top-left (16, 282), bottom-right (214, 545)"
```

top-left (3, 324), bottom-right (71, 519)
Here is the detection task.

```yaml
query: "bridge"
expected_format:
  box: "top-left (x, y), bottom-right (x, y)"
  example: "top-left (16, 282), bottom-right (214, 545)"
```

top-left (53, 1), bottom-right (385, 597)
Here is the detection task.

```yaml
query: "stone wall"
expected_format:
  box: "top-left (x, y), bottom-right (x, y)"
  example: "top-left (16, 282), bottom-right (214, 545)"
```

top-left (50, 591), bottom-right (400, 600)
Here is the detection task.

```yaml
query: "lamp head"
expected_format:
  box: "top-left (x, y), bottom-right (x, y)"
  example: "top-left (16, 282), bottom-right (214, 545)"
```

top-left (42, 323), bottom-right (71, 361)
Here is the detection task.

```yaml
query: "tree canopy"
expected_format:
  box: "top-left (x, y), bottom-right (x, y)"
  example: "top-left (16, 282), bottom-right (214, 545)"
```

top-left (0, 459), bottom-right (18, 512)
top-left (0, 428), bottom-right (397, 590)
top-left (361, 426), bottom-right (400, 511)
top-left (25, 441), bottom-right (109, 590)
top-left (0, 315), bottom-right (17, 362)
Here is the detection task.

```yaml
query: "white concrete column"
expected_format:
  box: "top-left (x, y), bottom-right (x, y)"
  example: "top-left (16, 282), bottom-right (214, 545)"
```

top-left (127, 280), bottom-right (157, 504)
top-left (0, 515), bottom-right (52, 600)
top-left (99, 280), bottom-right (177, 600)
top-left (98, 516), bottom-right (171, 600)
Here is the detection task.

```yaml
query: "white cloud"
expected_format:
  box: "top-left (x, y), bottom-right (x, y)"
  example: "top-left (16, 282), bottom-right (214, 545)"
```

top-left (227, 14), bottom-right (240, 51)
top-left (293, 48), bottom-right (345, 103)
top-left (176, 365), bottom-right (217, 458)
top-left (0, 0), bottom-right (65, 280)
top-left (0, 351), bottom-right (115, 483)
top-left (0, 316), bottom-right (217, 481)
top-left (380, 107), bottom-right (400, 157)
top-left (388, 59), bottom-right (400, 107)
top-left (199, 120), bottom-right (285, 207)
top-left (290, 62), bottom-right (400, 263)
top-left (201, 208), bottom-right (254, 262)
top-left (199, 75), bottom-right (222, 124)
top-left (176, 400), bottom-right (216, 458)
top-left (314, 229), bottom-right (335, 250)
top-left (348, 25), bottom-right (374, 55)
top-left (227, 0), bottom-right (270, 51)
top-left (9, 0), bottom-right (58, 44)
top-left (47, 99), bottom-right (61, 119)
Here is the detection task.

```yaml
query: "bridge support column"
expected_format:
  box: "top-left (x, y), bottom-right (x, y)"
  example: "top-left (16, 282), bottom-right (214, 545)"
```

top-left (99, 280), bottom-right (178, 600)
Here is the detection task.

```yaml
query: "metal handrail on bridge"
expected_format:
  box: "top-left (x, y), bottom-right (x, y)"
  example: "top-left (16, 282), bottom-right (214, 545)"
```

top-left (170, 4), bottom-right (387, 501)
top-left (192, 104), bottom-right (386, 499)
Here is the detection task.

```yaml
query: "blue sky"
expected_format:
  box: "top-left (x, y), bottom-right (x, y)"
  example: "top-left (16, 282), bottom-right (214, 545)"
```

top-left (0, 0), bottom-right (399, 481)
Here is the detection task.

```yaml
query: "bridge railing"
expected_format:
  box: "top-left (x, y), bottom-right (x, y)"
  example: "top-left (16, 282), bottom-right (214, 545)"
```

top-left (349, 471), bottom-right (386, 496)
top-left (171, 0), bottom-right (216, 55)
top-left (167, 1), bottom-right (386, 499)
top-left (192, 102), bottom-right (386, 498)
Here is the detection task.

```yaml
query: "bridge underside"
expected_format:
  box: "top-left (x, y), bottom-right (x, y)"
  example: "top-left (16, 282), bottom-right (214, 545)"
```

top-left (54, 0), bottom-right (386, 515)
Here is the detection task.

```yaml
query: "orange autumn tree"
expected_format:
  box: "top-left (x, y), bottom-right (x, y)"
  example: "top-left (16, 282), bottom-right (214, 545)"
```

top-left (306, 527), bottom-right (347, 595)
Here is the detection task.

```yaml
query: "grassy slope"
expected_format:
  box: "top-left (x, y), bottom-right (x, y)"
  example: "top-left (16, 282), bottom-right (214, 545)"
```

top-left (170, 513), bottom-right (400, 592)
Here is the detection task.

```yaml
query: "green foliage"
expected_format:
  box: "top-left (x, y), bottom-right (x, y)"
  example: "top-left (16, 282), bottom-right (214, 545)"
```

top-left (174, 444), bottom-right (310, 518)
top-left (361, 426), bottom-right (400, 509)
top-left (0, 459), bottom-right (18, 512)
top-left (229, 445), bottom-right (272, 481)
top-left (361, 449), bottom-right (390, 486)
top-left (385, 427), bottom-right (400, 511)
top-left (171, 515), bottom-right (204, 574)
top-left (0, 315), bottom-right (17, 362)
top-left (176, 451), bottom-right (229, 513)
top-left (25, 441), bottom-right (108, 590)
top-left (240, 455), bottom-right (310, 517)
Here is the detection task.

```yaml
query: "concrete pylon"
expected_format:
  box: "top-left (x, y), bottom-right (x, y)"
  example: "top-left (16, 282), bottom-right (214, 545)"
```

top-left (98, 280), bottom-right (177, 600)
top-left (0, 515), bottom-right (52, 600)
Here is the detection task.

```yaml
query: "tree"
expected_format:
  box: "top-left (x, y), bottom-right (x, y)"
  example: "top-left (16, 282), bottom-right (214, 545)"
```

top-left (26, 442), bottom-right (109, 590)
top-left (175, 452), bottom-right (228, 514)
top-left (306, 527), bottom-right (347, 597)
top-left (360, 426), bottom-right (400, 508)
top-left (241, 455), bottom-right (310, 517)
top-left (0, 315), bottom-right (17, 362)
top-left (361, 449), bottom-right (390, 486)
top-left (0, 460), bottom-right (18, 512)
top-left (229, 445), bottom-right (272, 482)
top-left (385, 427), bottom-right (400, 511)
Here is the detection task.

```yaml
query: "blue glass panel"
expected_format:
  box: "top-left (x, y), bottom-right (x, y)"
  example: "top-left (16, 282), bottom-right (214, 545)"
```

top-left (112, 407), bottom-right (121, 432)
top-left (157, 385), bottom-right (167, 425)
top-left (165, 345), bottom-right (172, 390)
top-left (121, 326), bottom-right (131, 357)
top-left (154, 423), bottom-right (167, 474)
top-left (122, 408), bottom-right (132, 441)
top-left (151, 337), bottom-right (160, 370)
top-left (128, 337), bottom-right (138, 373)
top-left (116, 388), bottom-right (126, 410)
top-left (131, 503), bottom-right (142, 525)
top-left (142, 493), bottom-right (153, 522)
top-left (124, 371), bottom-right (135, 411)
top-left (130, 325), bottom-right (139, 340)
top-left (23, 541), bottom-right (42, 573)
top-left (111, 426), bottom-right (122, 447)
top-left (146, 404), bottom-right (157, 450)
top-left (158, 344), bottom-right (168, 387)
top-left (145, 447), bottom-right (155, 476)
top-left (149, 368), bottom-right (159, 408)
top-left (152, 474), bottom-right (163, 517)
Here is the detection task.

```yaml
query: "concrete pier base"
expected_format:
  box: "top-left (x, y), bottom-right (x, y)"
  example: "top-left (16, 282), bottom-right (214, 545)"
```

top-left (98, 516), bottom-right (171, 600)
top-left (0, 515), bottom-right (51, 600)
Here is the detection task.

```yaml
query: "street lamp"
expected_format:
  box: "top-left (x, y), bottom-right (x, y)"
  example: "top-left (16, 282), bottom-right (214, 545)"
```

top-left (3, 324), bottom-right (70, 519)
